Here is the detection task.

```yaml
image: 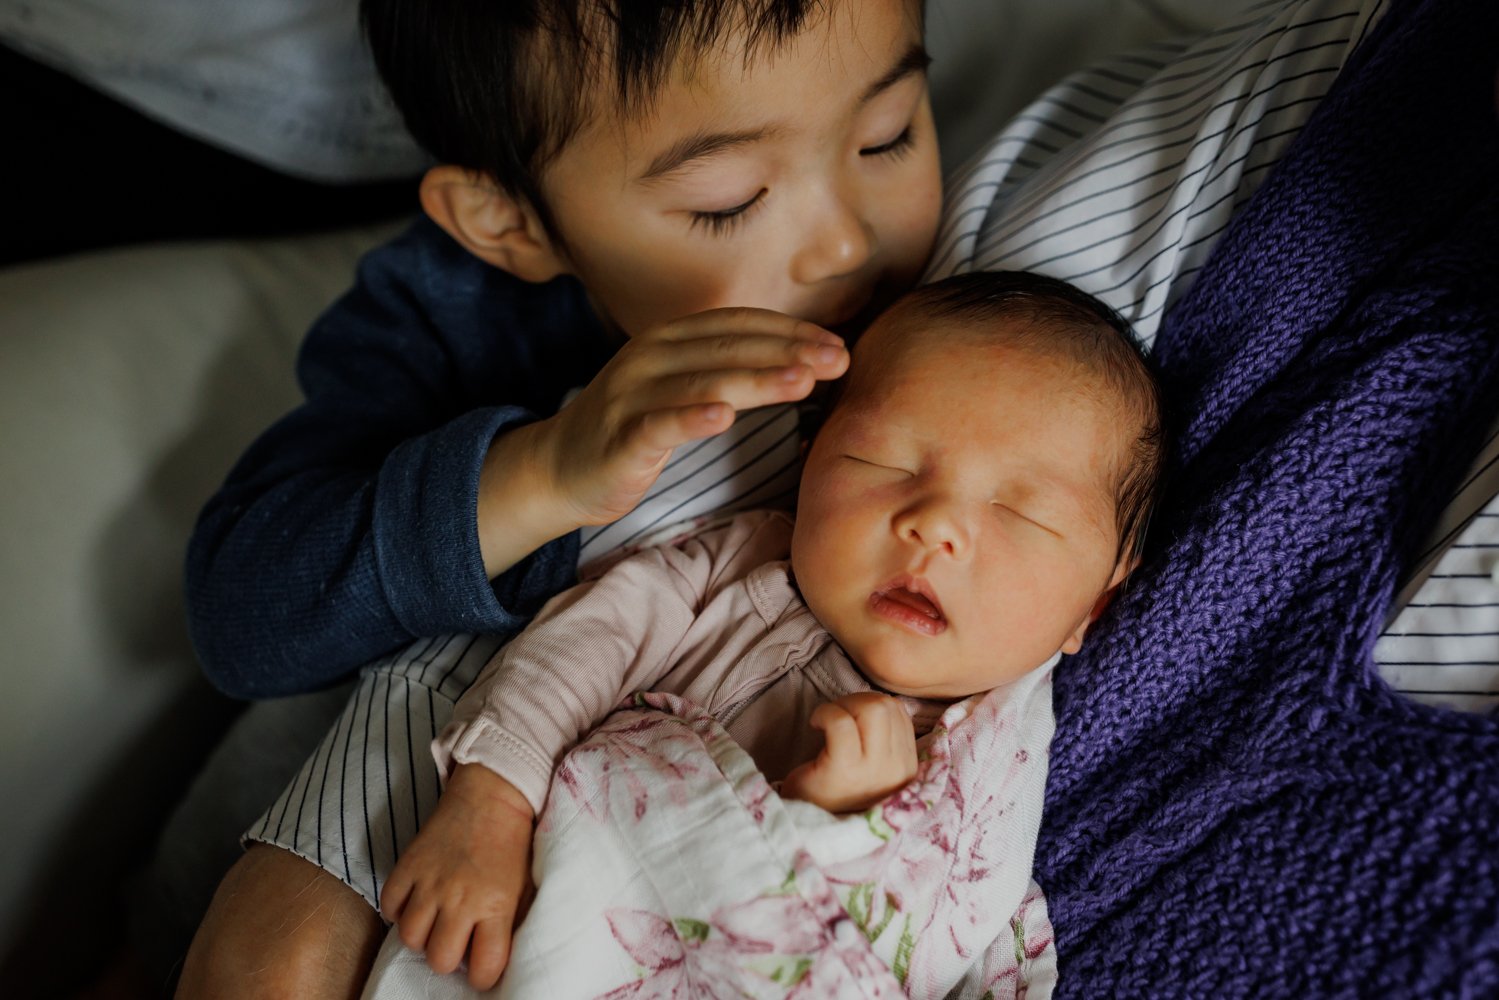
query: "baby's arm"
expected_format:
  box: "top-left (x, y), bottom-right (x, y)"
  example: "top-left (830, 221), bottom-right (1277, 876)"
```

top-left (383, 515), bottom-right (785, 988)
top-left (781, 692), bottom-right (918, 814)
top-left (380, 763), bottom-right (535, 990)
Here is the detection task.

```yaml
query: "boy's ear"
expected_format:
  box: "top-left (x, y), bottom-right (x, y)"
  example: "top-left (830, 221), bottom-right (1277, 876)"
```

top-left (1058, 556), bottom-right (1137, 655)
top-left (419, 166), bottom-right (571, 283)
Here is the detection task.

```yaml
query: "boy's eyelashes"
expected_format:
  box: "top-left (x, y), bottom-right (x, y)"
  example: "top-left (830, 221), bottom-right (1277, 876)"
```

top-left (689, 189), bottom-right (766, 236)
top-left (860, 125), bottom-right (916, 160)
top-left (685, 122), bottom-right (920, 237)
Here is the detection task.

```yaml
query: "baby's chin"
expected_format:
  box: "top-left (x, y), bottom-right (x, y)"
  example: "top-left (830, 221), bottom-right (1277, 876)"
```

top-left (853, 654), bottom-right (969, 701)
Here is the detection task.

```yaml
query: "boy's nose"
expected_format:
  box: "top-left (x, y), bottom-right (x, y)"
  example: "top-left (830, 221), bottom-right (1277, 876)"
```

top-left (792, 196), bottom-right (874, 285)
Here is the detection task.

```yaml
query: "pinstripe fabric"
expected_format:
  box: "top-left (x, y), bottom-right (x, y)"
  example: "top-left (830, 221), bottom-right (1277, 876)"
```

top-left (247, 0), bottom-right (1497, 913)
top-left (1377, 412), bottom-right (1499, 714)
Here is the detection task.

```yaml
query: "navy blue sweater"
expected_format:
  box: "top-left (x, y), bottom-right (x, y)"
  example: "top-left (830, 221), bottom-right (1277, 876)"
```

top-left (185, 218), bottom-right (615, 698)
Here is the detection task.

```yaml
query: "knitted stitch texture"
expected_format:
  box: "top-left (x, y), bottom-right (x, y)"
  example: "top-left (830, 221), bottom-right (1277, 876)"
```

top-left (1036, 0), bottom-right (1499, 995)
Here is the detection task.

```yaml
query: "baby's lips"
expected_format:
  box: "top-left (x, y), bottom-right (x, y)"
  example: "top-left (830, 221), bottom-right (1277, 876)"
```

top-left (881, 585), bottom-right (944, 621)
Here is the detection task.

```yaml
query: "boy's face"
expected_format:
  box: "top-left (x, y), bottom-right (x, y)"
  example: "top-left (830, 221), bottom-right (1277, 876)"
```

top-left (791, 314), bottom-right (1136, 699)
top-left (542, 0), bottom-right (940, 338)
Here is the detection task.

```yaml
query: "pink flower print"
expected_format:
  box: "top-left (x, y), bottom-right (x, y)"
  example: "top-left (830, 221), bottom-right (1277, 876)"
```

top-left (820, 732), bottom-right (958, 943)
top-left (597, 890), bottom-right (843, 999)
top-left (969, 882), bottom-right (1055, 1000)
top-left (597, 908), bottom-right (765, 1000)
top-left (598, 867), bottom-right (910, 1000)
top-left (554, 709), bottom-right (705, 823)
top-left (709, 893), bottom-right (826, 956)
top-left (904, 697), bottom-right (1043, 993)
top-left (783, 866), bottom-right (907, 1000)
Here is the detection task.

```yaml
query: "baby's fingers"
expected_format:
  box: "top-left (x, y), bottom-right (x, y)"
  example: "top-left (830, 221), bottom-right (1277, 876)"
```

top-left (807, 701), bottom-right (863, 763)
top-left (393, 891), bottom-right (439, 955)
top-left (379, 868), bottom-right (413, 924)
top-left (466, 916), bottom-right (516, 991)
top-left (425, 908), bottom-right (475, 977)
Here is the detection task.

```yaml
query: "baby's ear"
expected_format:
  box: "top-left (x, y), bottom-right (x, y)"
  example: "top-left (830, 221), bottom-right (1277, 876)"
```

top-left (419, 166), bottom-right (570, 283)
top-left (1059, 557), bottom-right (1137, 655)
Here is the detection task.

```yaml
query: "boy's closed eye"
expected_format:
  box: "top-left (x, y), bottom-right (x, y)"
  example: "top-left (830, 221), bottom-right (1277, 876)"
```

top-left (859, 124), bottom-right (916, 160)
top-left (685, 119), bottom-right (921, 238)
top-left (690, 190), bottom-right (767, 235)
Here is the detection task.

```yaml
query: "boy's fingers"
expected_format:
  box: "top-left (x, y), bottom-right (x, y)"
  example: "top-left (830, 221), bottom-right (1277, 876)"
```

top-left (425, 910), bottom-right (472, 976)
top-left (627, 403), bottom-right (736, 456)
top-left (642, 364), bottom-right (819, 416)
top-left (635, 333), bottom-right (848, 381)
top-left (651, 307), bottom-right (839, 346)
top-left (466, 917), bottom-right (515, 991)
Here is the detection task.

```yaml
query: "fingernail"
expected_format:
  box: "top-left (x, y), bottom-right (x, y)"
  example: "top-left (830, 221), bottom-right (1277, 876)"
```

top-left (804, 344), bottom-right (843, 365)
top-left (780, 366), bottom-right (807, 382)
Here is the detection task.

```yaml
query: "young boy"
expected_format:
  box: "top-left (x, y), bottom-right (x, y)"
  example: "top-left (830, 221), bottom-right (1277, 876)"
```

top-left (180, 0), bottom-right (943, 994)
top-left (379, 271), bottom-right (1165, 993)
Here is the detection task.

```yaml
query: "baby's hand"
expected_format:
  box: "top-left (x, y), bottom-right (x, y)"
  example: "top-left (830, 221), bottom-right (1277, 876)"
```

top-left (538, 308), bottom-right (847, 527)
top-left (781, 692), bottom-right (918, 814)
top-left (380, 764), bottom-right (536, 991)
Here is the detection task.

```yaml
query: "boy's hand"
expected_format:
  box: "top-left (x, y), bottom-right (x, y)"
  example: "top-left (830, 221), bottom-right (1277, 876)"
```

top-left (781, 692), bottom-right (918, 814)
top-left (540, 307), bottom-right (846, 509)
top-left (477, 309), bottom-right (845, 577)
top-left (380, 764), bottom-right (536, 991)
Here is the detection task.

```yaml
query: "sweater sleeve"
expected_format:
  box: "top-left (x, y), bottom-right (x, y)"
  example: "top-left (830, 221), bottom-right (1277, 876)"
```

top-left (435, 511), bottom-right (786, 812)
top-left (184, 219), bottom-right (614, 698)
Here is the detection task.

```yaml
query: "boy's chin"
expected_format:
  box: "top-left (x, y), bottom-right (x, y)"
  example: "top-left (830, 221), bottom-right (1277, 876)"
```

top-left (828, 290), bottom-right (895, 341)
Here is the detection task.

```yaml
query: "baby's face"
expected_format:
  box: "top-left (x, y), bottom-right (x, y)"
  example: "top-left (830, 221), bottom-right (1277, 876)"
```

top-left (791, 314), bottom-right (1136, 698)
top-left (538, 0), bottom-right (940, 338)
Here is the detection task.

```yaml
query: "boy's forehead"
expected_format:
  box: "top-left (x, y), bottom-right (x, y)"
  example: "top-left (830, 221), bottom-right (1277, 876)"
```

top-left (562, 0), bottom-right (927, 179)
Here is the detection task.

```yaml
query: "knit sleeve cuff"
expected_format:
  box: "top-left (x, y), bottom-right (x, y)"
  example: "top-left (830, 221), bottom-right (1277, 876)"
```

top-left (437, 717), bottom-right (557, 816)
top-left (371, 405), bottom-right (579, 637)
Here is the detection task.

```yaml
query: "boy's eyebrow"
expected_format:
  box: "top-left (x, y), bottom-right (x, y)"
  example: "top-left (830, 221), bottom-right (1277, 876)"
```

top-left (860, 44), bottom-right (932, 106)
top-left (637, 43), bottom-right (932, 183)
top-left (640, 126), bottom-right (785, 182)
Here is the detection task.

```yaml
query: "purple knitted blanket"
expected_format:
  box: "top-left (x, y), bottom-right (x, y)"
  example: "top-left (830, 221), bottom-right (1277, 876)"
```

top-left (1036, 0), bottom-right (1499, 995)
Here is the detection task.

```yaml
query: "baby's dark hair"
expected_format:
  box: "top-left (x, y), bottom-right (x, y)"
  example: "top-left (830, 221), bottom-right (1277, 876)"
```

top-left (361, 0), bottom-right (830, 238)
top-left (892, 271), bottom-right (1167, 563)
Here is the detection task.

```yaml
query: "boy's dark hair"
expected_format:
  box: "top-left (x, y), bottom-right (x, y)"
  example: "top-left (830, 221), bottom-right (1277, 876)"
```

top-left (361, 0), bottom-right (828, 238)
top-left (894, 271), bottom-right (1168, 563)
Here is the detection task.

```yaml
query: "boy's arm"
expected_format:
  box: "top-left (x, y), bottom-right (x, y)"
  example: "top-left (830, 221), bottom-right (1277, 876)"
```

top-left (186, 221), bottom-right (613, 698)
top-left (186, 223), bottom-right (842, 700)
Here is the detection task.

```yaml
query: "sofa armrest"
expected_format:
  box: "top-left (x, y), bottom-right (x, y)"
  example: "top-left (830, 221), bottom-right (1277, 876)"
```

top-left (0, 221), bottom-right (403, 970)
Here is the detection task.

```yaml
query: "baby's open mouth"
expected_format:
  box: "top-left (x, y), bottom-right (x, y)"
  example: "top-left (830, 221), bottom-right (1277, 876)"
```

top-left (870, 578), bottom-right (947, 636)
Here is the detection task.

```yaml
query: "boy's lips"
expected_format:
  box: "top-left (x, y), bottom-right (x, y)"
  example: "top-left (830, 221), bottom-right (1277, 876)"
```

top-left (869, 574), bottom-right (947, 636)
top-left (820, 283), bottom-right (893, 338)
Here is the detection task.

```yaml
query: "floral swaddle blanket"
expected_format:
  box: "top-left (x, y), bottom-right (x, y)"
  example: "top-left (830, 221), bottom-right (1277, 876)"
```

top-left (364, 667), bottom-right (1057, 999)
